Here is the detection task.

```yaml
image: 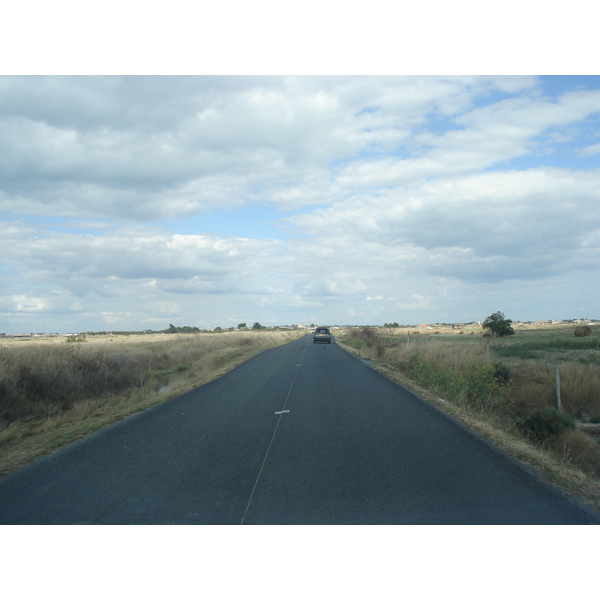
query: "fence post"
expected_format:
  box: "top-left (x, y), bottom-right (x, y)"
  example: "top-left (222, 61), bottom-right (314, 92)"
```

top-left (407, 331), bottom-right (410, 347)
top-left (555, 365), bottom-right (561, 411)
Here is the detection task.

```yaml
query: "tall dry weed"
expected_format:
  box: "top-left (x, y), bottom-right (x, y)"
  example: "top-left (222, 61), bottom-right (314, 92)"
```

top-left (342, 330), bottom-right (600, 422)
top-left (557, 363), bottom-right (600, 418)
top-left (0, 332), bottom-right (297, 426)
top-left (550, 430), bottom-right (600, 476)
top-left (498, 362), bottom-right (600, 419)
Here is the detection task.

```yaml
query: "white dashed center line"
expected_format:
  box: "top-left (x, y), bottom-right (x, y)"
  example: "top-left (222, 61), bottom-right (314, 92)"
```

top-left (240, 347), bottom-right (306, 524)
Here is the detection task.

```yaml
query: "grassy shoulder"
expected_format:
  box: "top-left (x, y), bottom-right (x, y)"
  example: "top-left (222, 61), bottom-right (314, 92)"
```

top-left (337, 333), bottom-right (600, 514)
top-left (0, 331), bottom-right (303, 477)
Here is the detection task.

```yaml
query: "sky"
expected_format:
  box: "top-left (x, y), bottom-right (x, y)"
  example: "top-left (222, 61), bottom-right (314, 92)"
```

top-left (1, 2), bottom-right (599, 335)
top-left (1, 74), bottom-right (599, 333)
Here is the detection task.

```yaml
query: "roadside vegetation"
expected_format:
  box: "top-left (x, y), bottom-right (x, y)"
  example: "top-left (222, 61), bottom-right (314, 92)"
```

top-left (0, 331), bottom-right (303, 476)
top-left (338, 323), bottom-right (600, 511)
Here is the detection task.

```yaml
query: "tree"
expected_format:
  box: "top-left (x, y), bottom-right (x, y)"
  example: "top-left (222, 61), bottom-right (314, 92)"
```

top-left (482, 311), bottom-right (515, 337)
top-left (252, 322), bottom-right (265, 330)
top-left (238, 323), bottom-right (247, 329)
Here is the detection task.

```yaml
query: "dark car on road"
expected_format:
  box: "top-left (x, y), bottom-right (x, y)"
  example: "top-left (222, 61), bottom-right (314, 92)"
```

top-left (313, 327), bottom-right (332, 343)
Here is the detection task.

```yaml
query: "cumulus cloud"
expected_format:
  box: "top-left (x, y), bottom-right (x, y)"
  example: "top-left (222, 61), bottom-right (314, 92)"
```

top-left (578, 143), bottom-right (600, 156)
top-left (1, 75), bottom-right (600, 331)
top-left (286, 167), bottom-right (600, 282)
top-left (0, 76), bottom-right (544, 220)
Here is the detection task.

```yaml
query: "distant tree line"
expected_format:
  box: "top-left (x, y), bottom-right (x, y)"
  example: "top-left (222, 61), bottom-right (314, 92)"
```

top-left (166, 324), bottom-right (202, 334)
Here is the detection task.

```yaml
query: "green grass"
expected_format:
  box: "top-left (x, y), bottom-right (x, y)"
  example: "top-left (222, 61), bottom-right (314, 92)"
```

top-left (493, 334), bottom-right (600, 361)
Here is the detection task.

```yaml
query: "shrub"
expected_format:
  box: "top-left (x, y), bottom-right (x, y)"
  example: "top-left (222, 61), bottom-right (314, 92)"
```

top-left (461, 362), bottom-right (501, 407)
top-left (517, 407), bottom-right (576, 443)
top-left (374, 344), bottom-right (386, 359)
top-left (492, 362), bottom-right (511, 386)
top-left (359, 327), bottom-right (378, 348)
top-left (347, 327), bottom-right (379, 349)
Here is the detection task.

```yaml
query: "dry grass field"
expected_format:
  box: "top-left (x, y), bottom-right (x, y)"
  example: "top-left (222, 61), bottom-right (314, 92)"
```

top-left (0, 331), bottom-right (303, 476)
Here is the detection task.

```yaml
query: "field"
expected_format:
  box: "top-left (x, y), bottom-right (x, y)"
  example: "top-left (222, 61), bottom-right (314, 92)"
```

top-left (338, 324), bottom-right (600, 511)
top-left (0, 331), bottom-right (303, 476)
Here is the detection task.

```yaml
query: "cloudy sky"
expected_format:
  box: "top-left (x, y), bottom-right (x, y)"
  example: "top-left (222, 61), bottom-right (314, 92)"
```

top-left (1, 74), bottom-right (599, 333)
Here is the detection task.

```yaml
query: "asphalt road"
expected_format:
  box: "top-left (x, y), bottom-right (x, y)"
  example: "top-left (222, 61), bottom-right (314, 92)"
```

top-left (1, 335), bottom-right (598, 524)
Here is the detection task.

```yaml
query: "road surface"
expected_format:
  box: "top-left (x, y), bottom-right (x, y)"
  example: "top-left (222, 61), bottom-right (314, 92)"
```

top-left (1, 335), bottom-right (598, 524)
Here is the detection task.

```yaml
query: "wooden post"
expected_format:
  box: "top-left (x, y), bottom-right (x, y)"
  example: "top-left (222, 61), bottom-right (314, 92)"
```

top-left (556, 365), bottom-right (561, 411)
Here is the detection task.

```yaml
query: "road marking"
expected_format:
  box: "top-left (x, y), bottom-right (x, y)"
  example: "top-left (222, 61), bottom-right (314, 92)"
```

top-left (241, 356), bottom-right (303, 525)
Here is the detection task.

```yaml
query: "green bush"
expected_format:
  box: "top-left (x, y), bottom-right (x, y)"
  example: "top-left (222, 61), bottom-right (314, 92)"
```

top-left (492, 363), bottom-right (511, 385)
top-left (402, 354), bottom-right (502, 409)
top-left (345, 328), bottom-right (381, 350)
top-left (517, 407), bottom-right (576, 443)
top-left (461, 362), bottom-right (500, 406)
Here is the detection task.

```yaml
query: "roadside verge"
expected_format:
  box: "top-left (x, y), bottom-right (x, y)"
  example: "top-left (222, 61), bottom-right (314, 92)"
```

top-left (336, 338), bottom-right (600, 515)
top-left (0, 332), bottom-right (303, 477)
